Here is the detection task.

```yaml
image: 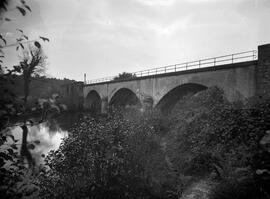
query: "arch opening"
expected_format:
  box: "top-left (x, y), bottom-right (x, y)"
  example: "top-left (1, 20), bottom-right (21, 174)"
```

top-left (109, 88), bottom-right (141, 110)
top-left (85, 90), bottom-right (102, 113)
top-left (156, 83), bottom-right (207, 114)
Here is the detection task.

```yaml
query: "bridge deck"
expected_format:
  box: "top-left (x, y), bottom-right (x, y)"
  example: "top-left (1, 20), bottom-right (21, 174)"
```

top-left (85, 50), bottom-right (257, 86)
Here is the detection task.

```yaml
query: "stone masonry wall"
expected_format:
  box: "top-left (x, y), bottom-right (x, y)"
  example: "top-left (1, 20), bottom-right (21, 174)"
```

top-left (257, 44), bottom-right (270, 97)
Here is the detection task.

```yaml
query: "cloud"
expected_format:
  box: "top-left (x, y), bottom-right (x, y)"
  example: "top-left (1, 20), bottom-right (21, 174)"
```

top-left (186, 0), bottom-right (236, 2)
top-left (136, 0), bottom-right (176, 6)
top-left (1, 0), bottom-right (269, 81)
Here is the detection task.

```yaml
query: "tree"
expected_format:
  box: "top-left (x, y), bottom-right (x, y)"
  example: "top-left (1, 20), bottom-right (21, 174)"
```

top-left (0, 0), bottom-right (51, 167)
top-left (113, 72), bottom-right (136, 81)
top-left (0, 1), bottom-right (63, 197)
top-left (18, 44), bottom-right (47, 104)
top-left (0, 1), bottom-right (40, 197)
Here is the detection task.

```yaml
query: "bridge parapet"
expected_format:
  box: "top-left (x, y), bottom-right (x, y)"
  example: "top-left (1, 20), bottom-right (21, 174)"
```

top-left (86, 50), bottom-right (257, 85)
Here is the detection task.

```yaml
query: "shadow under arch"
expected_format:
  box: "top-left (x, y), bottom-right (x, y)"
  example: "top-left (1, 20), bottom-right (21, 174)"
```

top-left (85, 90), bottom-right (102, 113)
top-left (109, 88), bottom-right (141, 109)
top-left (155, 83), bottom-right (207, 114)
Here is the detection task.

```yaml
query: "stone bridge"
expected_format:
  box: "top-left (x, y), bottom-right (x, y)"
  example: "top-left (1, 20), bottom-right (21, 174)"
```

top-left (82, 44), bottom-right (270, 113)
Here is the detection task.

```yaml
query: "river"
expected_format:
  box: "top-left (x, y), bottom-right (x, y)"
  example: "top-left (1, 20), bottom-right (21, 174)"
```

top-left (9, 112), bottom-right (80, 164)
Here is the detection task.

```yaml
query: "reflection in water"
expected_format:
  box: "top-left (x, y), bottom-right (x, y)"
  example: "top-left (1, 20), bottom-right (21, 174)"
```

top-left (11, 123), bottom-right (67, 164)
top-left (10, 112), bottom-right (79, 164)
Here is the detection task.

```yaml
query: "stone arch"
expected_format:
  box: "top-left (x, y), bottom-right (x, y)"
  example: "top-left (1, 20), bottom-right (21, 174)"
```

top-left (85, 90), bottom-right (102, 113)
top-left (109, 88), bottom-right (141, 109)
top-left (155, 83), bottom-right (207, 114)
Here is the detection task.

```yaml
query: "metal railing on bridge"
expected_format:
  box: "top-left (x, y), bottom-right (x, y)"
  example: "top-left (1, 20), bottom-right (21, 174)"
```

top-left (85, 50), bottom-right (257, 85)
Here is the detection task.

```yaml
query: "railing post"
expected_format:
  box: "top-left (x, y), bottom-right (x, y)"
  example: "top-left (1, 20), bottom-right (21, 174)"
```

top-left (175, 64), bottom-right (176, 72)
top-left (214, 58), bottom-right (216, 66)
top-left (199, 60), bottom-right (201, 68)
top-left (186, 63), bottom-right (188, 70)
top-left (141, 71), bottom-right (142, 77)
top-left (165, 67), bottom-right (166, 73)
top-left (156, 68), bottom-right (157, 74)
top-left (148, 70), bottom-right (149, 76)
top-left (232, 54), bottom-right (234, 63)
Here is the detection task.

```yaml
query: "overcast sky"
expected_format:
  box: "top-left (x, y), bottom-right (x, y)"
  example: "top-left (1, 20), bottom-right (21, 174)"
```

top-left (1, 0), bottom-right (270, 81)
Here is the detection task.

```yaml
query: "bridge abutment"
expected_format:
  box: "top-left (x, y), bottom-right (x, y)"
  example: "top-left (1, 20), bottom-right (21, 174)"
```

top-left (257, 44), bottom-right (270, 97)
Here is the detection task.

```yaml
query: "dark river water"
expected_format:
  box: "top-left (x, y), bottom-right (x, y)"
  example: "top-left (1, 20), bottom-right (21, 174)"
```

top-left (10, 112), bottom-right (80, 164)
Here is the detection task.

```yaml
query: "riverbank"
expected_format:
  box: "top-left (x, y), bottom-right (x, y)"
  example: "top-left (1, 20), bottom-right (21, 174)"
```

top-left (1, 87), bottom-right (270, 198)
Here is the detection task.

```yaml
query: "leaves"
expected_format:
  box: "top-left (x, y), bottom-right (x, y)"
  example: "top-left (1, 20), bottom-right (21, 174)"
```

top-left (113, 72), bottom-right (136, 81)
top-left (7, 134), bottom-right (15, 142)
top-left (13, 65), bottom-right (21, 72)
top-left (27, 143), bottom-right (35, 150)
top-left (11, 144), bottom-right (18, 150)
top-left (40, 115), bottom-right (160, 198)
top-left (16, 29), bottom-right (24, 33)
top-left (28, 120), bottom-right (34, 126)
top-left (0, 158), bottom-right (5, 167)
top-left (16, 6), bottom-right (26, 16)
top-left (34, 41), bottom-right (41, 48)
top-left (0, 34), bottom-right (7, 45)
top-left (16, 38), bottom-right (23, 42)
top-left (23, 4), bottom-right (31, 12)
top-left (19, 43), bottom-right (24, 49)
top-left (22, 35), bottom-right (28, 40)
top-left (0, 152), bottom-right (12, 161)
top-left (39, 36), bottom-right (49, 42)
top-left (0, 2), bottom-right (50, 198)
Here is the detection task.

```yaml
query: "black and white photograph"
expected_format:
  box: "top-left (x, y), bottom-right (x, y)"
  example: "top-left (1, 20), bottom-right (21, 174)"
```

top-left (0, 0), bottom-right (270, 198)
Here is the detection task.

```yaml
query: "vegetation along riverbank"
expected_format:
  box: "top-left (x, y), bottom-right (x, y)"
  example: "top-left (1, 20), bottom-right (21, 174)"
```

top-left (2, 86), bottom-right (270, 198)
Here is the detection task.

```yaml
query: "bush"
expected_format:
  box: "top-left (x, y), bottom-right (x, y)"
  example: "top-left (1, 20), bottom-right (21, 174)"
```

top-left (39, 113), bottom-right (174, 199)
top-left (38, 87), bottom-right (270, 198)
top-left (161, 87), bottom-right (270, 196)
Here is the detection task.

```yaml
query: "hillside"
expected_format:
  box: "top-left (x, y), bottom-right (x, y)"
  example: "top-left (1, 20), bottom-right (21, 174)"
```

top-left (4, 75), bottom-right (75, 102)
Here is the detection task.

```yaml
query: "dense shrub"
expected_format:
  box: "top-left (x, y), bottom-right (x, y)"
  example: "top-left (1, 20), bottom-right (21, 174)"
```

top-left (162, 87), bottom-right (270, 196)
top-left (209, 179), bottom-right (269, 199)
top-left (38, 87), bottom-right (270, 198)
top-left (38, 114), bottom-right (174, 199)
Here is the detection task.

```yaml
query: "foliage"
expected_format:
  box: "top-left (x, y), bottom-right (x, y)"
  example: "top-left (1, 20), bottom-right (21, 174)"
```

top-left (0, 140), bottom-right (40, 199)
top-left (39, 113), bottom-right (175, 199)
top-left (3, 75), bottom-right (74, 105)
top-left (15, 44), bottom-right (48, 106)
top-left (19, 44), bottom-right (47, 76)
top-left (37, 87), bottom-right (270, 198)
top-left (0, 1), bottom-right (63, 198)
top-left (1, 41), bottom-right (49, 169)
top-left (0, 93), bottom-right (67, 198)
top-left (159, 87), bottom-right (270, 196)
top-left (113, 72), bottom-right (136, 81)
top-left (209, 178), bottom-right (269, 199)
top-left (0, 0), bottom-right (32, 15)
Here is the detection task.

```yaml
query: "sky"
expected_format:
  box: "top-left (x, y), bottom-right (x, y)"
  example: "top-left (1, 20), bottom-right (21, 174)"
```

top-left (1, 0), bottom-right (270, 81)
